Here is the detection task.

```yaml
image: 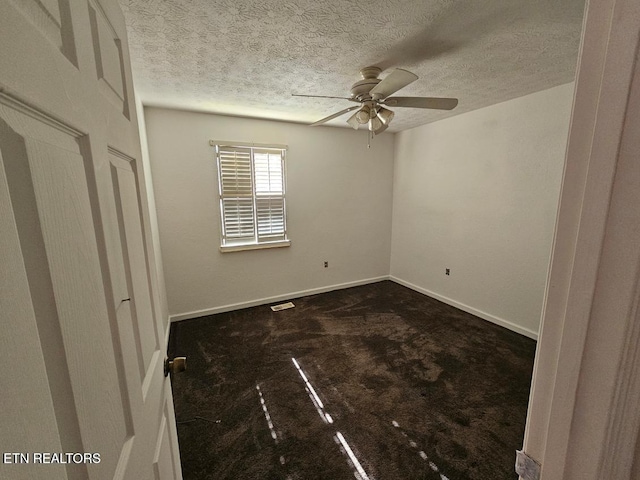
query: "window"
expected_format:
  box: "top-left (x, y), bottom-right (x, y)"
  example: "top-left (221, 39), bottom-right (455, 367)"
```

top-left (214, 142), bottom-right (290, 252)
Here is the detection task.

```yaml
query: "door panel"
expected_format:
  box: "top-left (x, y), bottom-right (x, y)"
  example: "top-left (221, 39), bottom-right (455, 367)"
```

top-left (1, 110), bottom-right (94, 480)
top-left (111, 153), bottom-right (159, 378)
top-left (7, 0), bottom-right (78, 65)
top-left (27, 132), bottom-right (130, 479)
top-left (88, 0), bottom-right (129, 117)
top-left (0, 126), bottom-right (68, 480)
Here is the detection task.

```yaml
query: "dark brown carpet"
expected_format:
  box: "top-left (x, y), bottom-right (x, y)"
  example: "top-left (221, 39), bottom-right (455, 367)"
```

top-left (168, 280), bottom-right (536, 480)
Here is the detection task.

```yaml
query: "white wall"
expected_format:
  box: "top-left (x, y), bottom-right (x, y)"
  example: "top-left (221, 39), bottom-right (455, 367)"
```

top-left (144, 108), bottom-right (395, 319)
top-left (390, 83), bottom-right (574, 338)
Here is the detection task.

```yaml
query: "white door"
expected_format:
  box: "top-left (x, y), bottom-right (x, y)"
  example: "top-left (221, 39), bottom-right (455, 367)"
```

top-left (0, 0), bottom-right (182, 479)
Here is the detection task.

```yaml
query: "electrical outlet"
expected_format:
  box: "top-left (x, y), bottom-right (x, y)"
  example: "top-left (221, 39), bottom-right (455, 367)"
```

top-left (324, 261), bottom-right (328, 268)
top-left (445, 268), bottom-right (450, 275)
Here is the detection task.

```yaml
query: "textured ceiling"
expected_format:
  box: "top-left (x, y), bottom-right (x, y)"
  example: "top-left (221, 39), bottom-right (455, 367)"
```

top-left (119, 0), bottom-right (585, 132)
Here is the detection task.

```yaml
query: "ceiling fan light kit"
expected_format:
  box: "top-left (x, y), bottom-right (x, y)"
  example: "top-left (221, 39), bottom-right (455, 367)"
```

top-left (369, 116), bottom-right (385, 134)
top-left (294, 66), bottom-right (459, 138)
top-left (377, 107), bottom-right (395, 125)
top-left (355, 106), bottom-right (371, 124)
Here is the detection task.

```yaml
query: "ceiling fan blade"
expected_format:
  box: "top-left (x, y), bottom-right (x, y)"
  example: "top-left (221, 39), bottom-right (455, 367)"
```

top-left (383, 97), bottom-right (459, 110)
top-left (346, 111), bottom-right (360, 129)
top-left (310, 105), bottom-right (360, 126)
top-left (369, 69), bottom-right (418, 99)
top-left (293, 94), bottom-right (357, 102)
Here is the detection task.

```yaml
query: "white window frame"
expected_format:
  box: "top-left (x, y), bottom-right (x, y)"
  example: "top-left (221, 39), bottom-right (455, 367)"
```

top-left (212, 140), bottom-right (290, 252)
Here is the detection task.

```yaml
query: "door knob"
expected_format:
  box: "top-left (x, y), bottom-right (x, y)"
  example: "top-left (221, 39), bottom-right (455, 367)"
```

top-left (164, 357), bottom-right (187, 377)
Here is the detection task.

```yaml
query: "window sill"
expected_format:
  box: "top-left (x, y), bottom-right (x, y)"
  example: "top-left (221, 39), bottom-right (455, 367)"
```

top-left (219, 240), bottom-right (291, 253)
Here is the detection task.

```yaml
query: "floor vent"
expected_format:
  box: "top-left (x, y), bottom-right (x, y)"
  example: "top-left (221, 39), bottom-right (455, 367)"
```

top-left (271, 302), bottom-right (295, 312)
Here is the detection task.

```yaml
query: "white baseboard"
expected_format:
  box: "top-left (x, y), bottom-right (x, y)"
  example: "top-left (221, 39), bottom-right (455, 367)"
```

top-left (389, 276), bottom-right (539, 340)
top-left (170, 275), bottom-right (539, 340)
top-left (169, 276), bottom-right (390, 322)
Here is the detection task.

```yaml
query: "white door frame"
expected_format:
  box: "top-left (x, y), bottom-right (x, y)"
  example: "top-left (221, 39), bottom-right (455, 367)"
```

top-left (522, 0), bottom-right (640, 477)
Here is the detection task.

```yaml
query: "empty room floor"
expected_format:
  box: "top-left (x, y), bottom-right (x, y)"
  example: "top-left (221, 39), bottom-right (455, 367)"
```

top-left (168, 281), bottom-right (536, 480)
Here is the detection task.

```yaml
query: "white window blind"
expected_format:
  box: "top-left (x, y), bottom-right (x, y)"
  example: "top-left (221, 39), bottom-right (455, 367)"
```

top-left (215, 143), bottom-right (289, 251)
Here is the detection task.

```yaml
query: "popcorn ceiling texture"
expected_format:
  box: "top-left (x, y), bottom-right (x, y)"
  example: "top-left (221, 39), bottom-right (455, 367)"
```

top-left (120, 0), bottom-right (585, 131)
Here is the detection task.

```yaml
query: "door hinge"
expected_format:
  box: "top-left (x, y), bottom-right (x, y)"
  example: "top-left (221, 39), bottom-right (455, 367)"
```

top-left (515, 450), bottom-right (541, 480)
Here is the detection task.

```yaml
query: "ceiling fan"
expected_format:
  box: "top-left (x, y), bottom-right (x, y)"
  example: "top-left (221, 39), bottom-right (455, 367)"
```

top-left (293, 66), bottom-right (458, 135)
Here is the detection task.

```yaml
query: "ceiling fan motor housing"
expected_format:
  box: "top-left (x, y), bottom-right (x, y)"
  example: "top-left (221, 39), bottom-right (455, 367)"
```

top-left (350, 79), bottom-right (380, 101)
top-left (350, 66), bottom-right (382, 101)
